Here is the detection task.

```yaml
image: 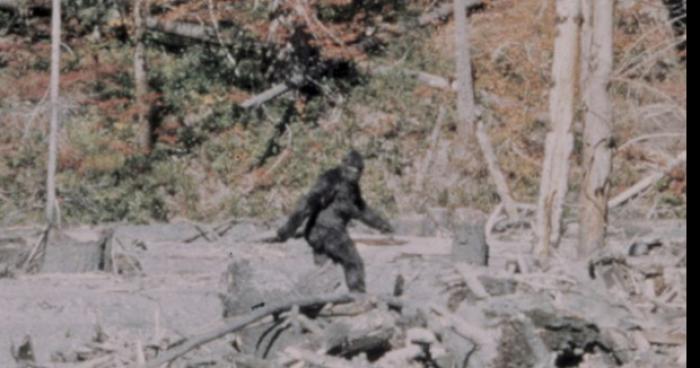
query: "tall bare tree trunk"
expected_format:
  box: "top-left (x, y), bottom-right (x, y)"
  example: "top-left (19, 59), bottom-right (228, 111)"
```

top-left (534, 0), bottom-right (581, 258)
top-left (45, 0), bottom-right (61, 225)
top-left (453, 0), bottom-right (476, 143)
top-left (578, 0), bottom-right (614, 259)
top-left (453, 0), bottom-right (518, 218)
top-left (134, 0), bottom-right (150, 151)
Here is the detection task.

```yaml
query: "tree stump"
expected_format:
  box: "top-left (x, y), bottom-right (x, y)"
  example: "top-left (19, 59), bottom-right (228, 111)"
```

top-left (451, 209), bottom-right (489, 266)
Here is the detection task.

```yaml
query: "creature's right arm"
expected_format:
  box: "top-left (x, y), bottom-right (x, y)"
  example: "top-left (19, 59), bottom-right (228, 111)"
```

top-left (356, 200), bottom-right (394, 233)
top-left (276, 174), bottom-right (333, 241)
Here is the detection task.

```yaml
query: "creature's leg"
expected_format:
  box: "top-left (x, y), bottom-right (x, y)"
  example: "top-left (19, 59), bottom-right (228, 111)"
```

top-left (325, 231), bottom-right (366, 293)
top-left (343, 244), bottom-right (366, 293)
top-left (306, 229), bottom-right (330, 266)
top-left (313, 250), bottom-right (330, 266)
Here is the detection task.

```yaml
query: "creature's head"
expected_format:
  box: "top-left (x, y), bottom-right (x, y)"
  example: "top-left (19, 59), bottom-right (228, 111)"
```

top-left (340, 149), bottom-right (364, 182)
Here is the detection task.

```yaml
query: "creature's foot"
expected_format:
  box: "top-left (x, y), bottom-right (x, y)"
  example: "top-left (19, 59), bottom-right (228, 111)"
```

top-left (313, 251), bottom-right (330, 266)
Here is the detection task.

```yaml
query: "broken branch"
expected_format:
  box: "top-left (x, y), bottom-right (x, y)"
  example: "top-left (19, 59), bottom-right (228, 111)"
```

top-left (240, 74), bottom-right (304, 109)
top-left (609, 150), bottom-right (686, 208)
top-left (138, 293), bottom-right (356, 368)
top-left (476, 121), bottom-right (519, 219)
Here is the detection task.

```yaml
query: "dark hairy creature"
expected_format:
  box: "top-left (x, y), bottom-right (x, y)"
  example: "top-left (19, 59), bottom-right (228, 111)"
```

top-left (273, 150), bottom-right (393, 292)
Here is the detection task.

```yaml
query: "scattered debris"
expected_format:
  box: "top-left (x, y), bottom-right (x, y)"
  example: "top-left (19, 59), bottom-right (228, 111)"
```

top-left (0, 216), bottom-right (686, 368)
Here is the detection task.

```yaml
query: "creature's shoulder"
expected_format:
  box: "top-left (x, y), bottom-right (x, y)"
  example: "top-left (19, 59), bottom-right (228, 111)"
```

top-left (319, 167), bottom-right (343, 185)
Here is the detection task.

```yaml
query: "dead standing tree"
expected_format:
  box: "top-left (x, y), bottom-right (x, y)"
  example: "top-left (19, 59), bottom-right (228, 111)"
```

top-left (45, 0), bottom-right (61, 226)
top-left (578, 0), bottom-right (614, 259)
top-left (453, 0), bottom-right (518, 219)
top-left (453, 0), bottom-right (476, 144)
top-left (534, 0), bottom-right (581, 259)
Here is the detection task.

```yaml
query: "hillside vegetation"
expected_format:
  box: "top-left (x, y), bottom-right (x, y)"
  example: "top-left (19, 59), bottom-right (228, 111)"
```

top-left (0, 0), bottom-right (686, 224)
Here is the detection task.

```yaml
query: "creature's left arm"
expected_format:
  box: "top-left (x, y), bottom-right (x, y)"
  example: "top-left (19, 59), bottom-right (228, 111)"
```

top-left (276, 174), bottom-right (333, 241)
top-left (355, 194), bottom-right (393, 233)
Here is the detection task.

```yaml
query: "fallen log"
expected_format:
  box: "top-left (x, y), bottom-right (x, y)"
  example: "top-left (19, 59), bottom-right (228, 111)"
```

top-left (240, 73), bottom-right (304, 109)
